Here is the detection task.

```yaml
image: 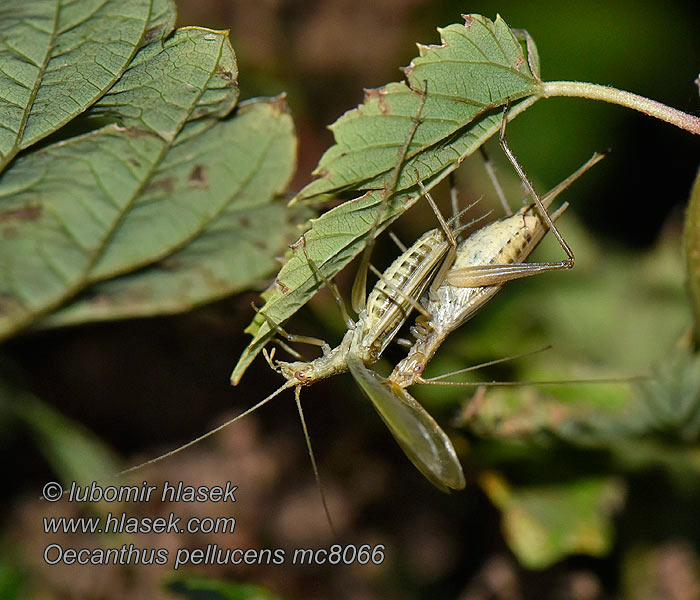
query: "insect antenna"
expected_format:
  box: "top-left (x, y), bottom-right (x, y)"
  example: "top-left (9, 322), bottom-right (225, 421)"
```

top-left (294, 386), bottom-right (337, 535)
top-left (419, 345), bottom-right (553, 382)
top-left (118, 380), bottom-right (296, 476)
top-left (424, 376), bottom-right (645, 387)
top-left (418, 345), bottom-right (645, 387)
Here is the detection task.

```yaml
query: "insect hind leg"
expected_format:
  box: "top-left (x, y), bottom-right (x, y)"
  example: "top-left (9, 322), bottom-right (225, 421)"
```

top-left (297, 235), bottom-right (354, 329)
top-left (499, 104), bottom-right (574, 271)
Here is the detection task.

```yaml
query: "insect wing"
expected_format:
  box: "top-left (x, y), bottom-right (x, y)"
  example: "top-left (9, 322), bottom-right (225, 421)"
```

top-left (347, 354), bottom-right (465, 492)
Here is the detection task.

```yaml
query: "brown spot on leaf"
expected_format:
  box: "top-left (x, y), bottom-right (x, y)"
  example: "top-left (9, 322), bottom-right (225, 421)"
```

top-left (514, 56), bottom-right (525, 69)
top-left (215, 66), bottom-right (235, 81)
top-left (364, 87), bottom-right (390, 115)
top-left (0, 292), bottom-right (24, 312)
top-left (0, 205), bottom-right (42, 222)
top-left (188, 165), bottom-right (208, 189)
top-left (151, 178), bottom-right (174, 193)
top-left (126, 127), bottom-right (151, 137)
top-left (277, 280), bottom-right (290, 294)
top-left (462, 14), bottom-right (474, 28)
top-left (159, 257), bottom-right (180, 269)
top-left (289, 236), bottom-right (304, 250)
top-left (128, 158), bottom-right (141, 168)
top-left (88, 293), bottom-right (113, 307)
top-left (238, 217), bottom-right (251, 228)
top-left (269, 93), bottom-right (289, 114)
top-left (143, 26), bottom-right (162, 44)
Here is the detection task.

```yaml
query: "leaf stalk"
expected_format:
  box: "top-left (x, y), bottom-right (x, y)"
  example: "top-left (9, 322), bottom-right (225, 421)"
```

top-left (540, 81), bottom-right (700, 134)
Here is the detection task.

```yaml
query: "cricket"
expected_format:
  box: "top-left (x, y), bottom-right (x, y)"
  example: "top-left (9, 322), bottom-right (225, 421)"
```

top-left (121, 94), bottom-right (610, 528)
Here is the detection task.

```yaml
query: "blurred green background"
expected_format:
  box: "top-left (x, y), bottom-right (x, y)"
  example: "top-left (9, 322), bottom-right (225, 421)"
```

top-left (2, 1), bottom-right (699, 599)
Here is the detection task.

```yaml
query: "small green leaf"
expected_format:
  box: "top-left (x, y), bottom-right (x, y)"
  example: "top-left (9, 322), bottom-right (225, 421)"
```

top-left (636, 344), bottom-right (700, 443)
top-left (167, 576), bottom-right (285, 600)
top-left (38, 99), bottom-right (299, 326)
top-left (4, 382), bottom-right (120, 485)
top-left (684, 166), bottom-right (700, 340)
top-left (0, 0), bottom-right (175, 168)
top-left (481, 472), bottom-right (625, 568)
top-left (0, 563), bottom-right (23, 600)
top-left (233, 14), bottom-right (541, 382)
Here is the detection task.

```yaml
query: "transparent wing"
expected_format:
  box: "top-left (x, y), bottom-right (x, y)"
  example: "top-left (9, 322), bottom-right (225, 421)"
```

top-left (347, 354), bottom-right (465, 492)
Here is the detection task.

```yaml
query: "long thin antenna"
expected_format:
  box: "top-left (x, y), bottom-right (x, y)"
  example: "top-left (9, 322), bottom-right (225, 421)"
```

top-left (295, 387), bottom-right (337, 536)
top-left (422, 376), bottom-right (645, 387)
top-left (422, 346), bottom-right (552, 382)
top-left (119, 381), bottom-right (295, 476)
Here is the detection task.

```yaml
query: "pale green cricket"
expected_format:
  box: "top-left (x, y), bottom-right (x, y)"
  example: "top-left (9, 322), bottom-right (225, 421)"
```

top-left (123, 106), bottom-right (601, 510)
top-left (391, 151), bottom-right (605, 389)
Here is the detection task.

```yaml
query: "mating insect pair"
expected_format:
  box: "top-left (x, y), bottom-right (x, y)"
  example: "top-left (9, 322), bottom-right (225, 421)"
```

top-left (124, 108), bottom-right (603, 514)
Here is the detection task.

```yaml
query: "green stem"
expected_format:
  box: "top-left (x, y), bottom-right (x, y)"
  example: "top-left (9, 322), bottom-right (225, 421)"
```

top-left (541, 80), bottom-right (700, 135)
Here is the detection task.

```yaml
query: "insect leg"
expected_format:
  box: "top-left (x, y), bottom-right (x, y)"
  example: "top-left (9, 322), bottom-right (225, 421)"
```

top-left (298, 235), bottom-right (354, 328)
top-left (446, 151), bottom-right (606, 288)
top-left (413, 177), bottom-right (458, 294)
top-left (252, 303), bottom-right (330, 350)
top-left (499, 104), bottom-right (573, 270)
top-left (388, 230), bottom-right (407, 253)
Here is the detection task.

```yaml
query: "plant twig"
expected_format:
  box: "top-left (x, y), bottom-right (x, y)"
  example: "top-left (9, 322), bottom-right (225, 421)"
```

top-left (540, 81), bottom-right (700, 134)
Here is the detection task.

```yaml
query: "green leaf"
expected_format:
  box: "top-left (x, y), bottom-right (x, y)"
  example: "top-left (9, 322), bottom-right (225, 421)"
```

top-left (84, 27), bottom-right (240, 280)
top-left (0, 563), bottom-right (23, 600)
top-left (636, 344), bottom-right (700, 444)
top-left (232, 14), bottom-right (542, 382)
top-left (2, 379), bottom-right (120, 485)
top-left (0, 26), bottom-right (241, 340)
top-left (294, 14), bottom-right (540, 203)
top-left (0, 0), bottom-right (175, 169)
top-left (166, 577), bottom-right (285, 600)
top-left (37, 99), bottom-right (299, 326)
top-left (481, 472), bottom-right (625, 568)
top-left (684, 166), bottom-right (700, 340)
